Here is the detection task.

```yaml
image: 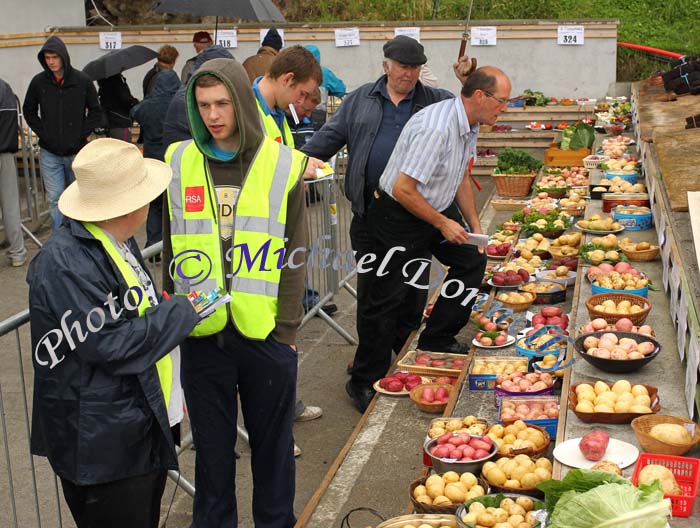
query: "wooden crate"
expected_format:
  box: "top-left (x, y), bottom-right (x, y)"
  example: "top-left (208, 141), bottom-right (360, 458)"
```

top-left (543, 143), bottom-right (591, 166)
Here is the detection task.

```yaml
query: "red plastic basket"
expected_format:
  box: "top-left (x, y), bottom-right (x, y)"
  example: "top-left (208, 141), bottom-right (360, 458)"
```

top-left (630, 453), bottom-right (700, 517)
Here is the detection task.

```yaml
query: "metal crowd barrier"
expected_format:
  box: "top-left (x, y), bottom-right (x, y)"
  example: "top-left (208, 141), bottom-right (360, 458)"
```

top-left (299, 173), bottom-right (357, 344)
top-left (0, 242), bottom-right (195, 528)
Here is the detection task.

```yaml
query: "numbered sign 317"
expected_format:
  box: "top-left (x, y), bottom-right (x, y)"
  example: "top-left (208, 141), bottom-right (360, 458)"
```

top-left (99, 32), bottom-right (122, 50)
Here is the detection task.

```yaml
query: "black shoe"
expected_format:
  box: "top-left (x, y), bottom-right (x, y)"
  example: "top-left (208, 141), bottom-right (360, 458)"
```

top-left (345, 380), bottom-right (375, 413)
top-left (320, 303), bottom-right (337, 316)
top-left (417, 341), bottom-right (469, 355)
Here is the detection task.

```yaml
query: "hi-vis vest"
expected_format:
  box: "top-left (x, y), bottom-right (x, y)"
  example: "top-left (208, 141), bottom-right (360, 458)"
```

top-left (82, 222), bottom-right (173, 408)
top-left (256, 98), bottom-right (294, 147)
top-left (164, 137), bottom-right (305, 339)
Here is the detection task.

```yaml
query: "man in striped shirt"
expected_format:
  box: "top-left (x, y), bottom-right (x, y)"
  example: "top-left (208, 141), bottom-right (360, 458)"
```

top-left (347, 67), bottom-right (511, 410)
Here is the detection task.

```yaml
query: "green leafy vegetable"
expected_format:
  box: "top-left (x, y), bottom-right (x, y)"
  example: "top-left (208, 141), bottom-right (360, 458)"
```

top-left (570, 123), bottom-right (596, 150)
top-left (497, 147), bottom-right (543, 174)
top-left (549, 482), bottom-right (671, 528)
top-left (537, 469), bottom-right (630, 512)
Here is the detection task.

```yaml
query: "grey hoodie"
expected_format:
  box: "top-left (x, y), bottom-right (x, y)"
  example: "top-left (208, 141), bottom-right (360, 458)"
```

top-left (162, 45), bottom-right (234, 148)
top-left (162, 58), bottom-right (308, 344)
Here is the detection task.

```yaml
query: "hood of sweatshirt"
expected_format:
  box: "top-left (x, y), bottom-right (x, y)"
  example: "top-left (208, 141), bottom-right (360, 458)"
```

top-left (186, 58), bottom-right (263, 160)
top-left (305, 45), bottom-right (321, 64)
top-left (38, 36), bottom-right (72, 78)
top-left (151, 69), bottom-right (180, 98)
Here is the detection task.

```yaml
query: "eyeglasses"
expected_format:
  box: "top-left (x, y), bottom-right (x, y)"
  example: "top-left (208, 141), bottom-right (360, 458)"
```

top-left (481, 90), bottom-right (508, 106)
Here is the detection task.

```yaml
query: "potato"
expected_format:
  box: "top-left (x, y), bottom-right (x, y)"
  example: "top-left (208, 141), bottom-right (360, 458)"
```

top-left (413, 484), bottom-right (427, 498)
top-left (638, 464), bottom-right (682, 495)
top-left (649, 423), bottom-right (693, 445)
top-left (444, 482), bottom-right (466, 503)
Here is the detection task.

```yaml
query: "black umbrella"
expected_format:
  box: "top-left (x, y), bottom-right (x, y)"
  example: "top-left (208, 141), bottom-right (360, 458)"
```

top-left (83, 45), bottom-right (158, 81)
top-left (153, 0), bottom-right (285, 22)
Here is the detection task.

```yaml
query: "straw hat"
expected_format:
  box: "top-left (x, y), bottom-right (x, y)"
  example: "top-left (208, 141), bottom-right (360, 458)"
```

top-left (59, 138), bottom-right (172, 222)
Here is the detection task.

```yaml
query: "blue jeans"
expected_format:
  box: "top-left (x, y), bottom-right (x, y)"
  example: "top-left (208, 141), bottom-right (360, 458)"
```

top-left (40, 149), bottom-right (76, 230)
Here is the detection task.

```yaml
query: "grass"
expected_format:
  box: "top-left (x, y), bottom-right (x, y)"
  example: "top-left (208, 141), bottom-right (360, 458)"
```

top-left (278, 0), bottom-right (700, 81)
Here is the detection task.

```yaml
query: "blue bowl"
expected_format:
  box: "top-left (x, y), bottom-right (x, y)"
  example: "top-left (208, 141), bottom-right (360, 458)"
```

top-left (591, 283), bottom-right (649, 298)
top-left (604, 169), bottom-right (638, 184)
top-left (612, 207), bottom-right (653, 230)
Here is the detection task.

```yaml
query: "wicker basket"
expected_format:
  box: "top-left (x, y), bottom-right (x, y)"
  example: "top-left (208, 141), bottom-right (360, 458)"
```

top-left (409, 476), bottom-right (460, 514)
top-left (621, 246), bottom-right (660, 262)
top-left (491, 172), bottom-right (536, 197)
top-left (410, 383), bottom-right (453, 413)
top-left (497, 293), bottom-right (536, 312)
top-left (576, 324), bottom-right (656, 338)
top-left (631, 414), bottom-right (700, 456)
top-left (585, 292), bottom-right (651, 326)
top-left (489, 423), bottom-right (551, 458)
top-left (377, 514), bottom-right (459, 528)
top-left (492, 199), bottom-right (528, 211)
top-left (583, 155), bottom-right (610, 169)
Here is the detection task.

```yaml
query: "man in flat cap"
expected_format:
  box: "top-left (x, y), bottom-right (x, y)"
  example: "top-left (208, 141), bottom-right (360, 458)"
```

top-left (302, 36), bottom-right (477, 412)
top-left (181, 31), bottom-right (214, 84)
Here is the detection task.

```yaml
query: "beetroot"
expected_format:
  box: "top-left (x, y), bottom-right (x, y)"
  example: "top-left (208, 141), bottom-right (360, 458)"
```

top-left (579, 430), bottom-right (610, 461)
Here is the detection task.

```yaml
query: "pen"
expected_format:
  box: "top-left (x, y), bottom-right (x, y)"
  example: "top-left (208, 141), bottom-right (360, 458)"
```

top-left (162, 290), bottom-right (171, 300)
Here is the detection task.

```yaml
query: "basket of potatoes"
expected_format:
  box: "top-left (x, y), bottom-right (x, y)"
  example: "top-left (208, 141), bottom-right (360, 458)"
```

top-left (480, 455), bottom-right (553, 498)
top-left (585, 292), bottom-right (651, 325)
top-left (631, 414), bottom-right (700, 456)
top-left (410, 471), bottom-right (488, 514)
top-left (485, 422), bottom-right (551, 458)
top-left (456, 494), bottom-right (542, 528)
top-left (619, 238), bottom-right (660, 262)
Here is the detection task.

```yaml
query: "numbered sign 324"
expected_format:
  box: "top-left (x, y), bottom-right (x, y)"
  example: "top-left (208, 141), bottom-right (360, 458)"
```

top-left (335, 27), bottom-right (360, 47)
top-left (99, 32), bottom-right (122, 50)
top-left (557, 26), bottom-right (584, 46)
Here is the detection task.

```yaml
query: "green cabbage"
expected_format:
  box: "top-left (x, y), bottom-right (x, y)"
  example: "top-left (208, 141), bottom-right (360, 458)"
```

top-left (549, 482), bottom-right (671, 528)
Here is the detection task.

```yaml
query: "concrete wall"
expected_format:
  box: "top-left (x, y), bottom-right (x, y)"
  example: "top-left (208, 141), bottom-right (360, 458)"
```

top-left (0, 0), bottom-right (84, 34)
top-left (0, 20), bottom-right (618, 106)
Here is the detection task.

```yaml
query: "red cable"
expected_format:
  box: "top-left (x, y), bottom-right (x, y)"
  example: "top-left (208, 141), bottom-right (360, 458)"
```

top-left (617, 42), bottom-right (684, 59)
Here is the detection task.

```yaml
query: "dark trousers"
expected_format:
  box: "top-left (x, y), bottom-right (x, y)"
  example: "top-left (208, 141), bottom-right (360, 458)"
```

top-left (146, 193), bottom-right (164, 249)
top-left (351, 193), bottom-right (486, 385)
top-left (181, 325), bottom-right (297, 528)
top-left (60, 470), bottom-right (167, 528)
top-left (349, 214), bottom-right (426, 354)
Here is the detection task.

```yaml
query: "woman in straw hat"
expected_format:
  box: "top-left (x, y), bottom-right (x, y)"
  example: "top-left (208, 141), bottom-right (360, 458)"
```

top-left (27, 138), bottom-right (200, 528)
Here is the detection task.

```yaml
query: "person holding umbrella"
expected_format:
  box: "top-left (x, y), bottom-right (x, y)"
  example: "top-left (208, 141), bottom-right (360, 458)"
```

top-left (23, 36), bottom-right (102, 231)
top-left (97, 73), bottom-right (139, 142)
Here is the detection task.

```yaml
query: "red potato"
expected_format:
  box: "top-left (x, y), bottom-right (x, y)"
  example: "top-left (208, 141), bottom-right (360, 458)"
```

top-left (431, 359), bottom-right (446, 367)
top-left (473, 448), bottom-right (490, 459)
top-left (541, 306), bottom-right (563, 318)
top-left (393, 372), bottom-right (409, 382)
top-left (421, 387), bottom-right (435, 403)
top-left (579, 430), bottom-right (610, 461)
top-left (436, 387), bottom-right (450, 400)
top-left (404, 379), bottom-right (422, 391)
top-left (379, 376), bottom-right (399, 389)
top-left (469, 439), bottom-right (491, 452)
top-left (386, 379), bottom-right (404, 392)
top-left (437, 432), bottom-right (452, 445)
top-left (433, 376), bottom-right (453, 385)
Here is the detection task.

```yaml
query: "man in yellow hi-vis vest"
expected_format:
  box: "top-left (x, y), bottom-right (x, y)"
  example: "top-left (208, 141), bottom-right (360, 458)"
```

top-left (162, 58), bottom-right (308, 527)
top-left (252, 47), bottom-right (326, 431)
top-left (27, 138), bottom-right (200, 528)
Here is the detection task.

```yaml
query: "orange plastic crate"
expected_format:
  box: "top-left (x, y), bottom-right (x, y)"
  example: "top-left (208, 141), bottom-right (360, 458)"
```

top-left (630, 453), bottom-right (700, 517)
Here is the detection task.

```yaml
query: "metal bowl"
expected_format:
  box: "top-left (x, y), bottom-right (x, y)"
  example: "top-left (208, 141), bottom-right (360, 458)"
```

top-left (423, 436), bottom-right (498, 475)
top-left (574, 331), bottom-right (661, 373)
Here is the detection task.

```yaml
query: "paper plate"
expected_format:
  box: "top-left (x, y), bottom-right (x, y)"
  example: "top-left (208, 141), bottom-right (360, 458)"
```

top-left (472, 335), bottom-right (516, 349)
top-left (553, 437), bottom-right (639, 469)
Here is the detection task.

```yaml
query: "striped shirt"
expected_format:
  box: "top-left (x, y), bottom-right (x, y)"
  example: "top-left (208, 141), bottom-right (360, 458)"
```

top-left (379, 96), bottom-right (479, 212)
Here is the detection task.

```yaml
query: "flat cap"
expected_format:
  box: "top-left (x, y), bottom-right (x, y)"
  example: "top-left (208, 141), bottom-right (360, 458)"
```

top-left (383, 35), bottom-right (427, 65)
